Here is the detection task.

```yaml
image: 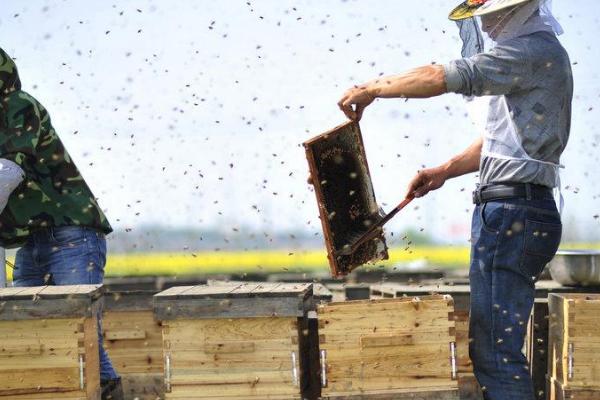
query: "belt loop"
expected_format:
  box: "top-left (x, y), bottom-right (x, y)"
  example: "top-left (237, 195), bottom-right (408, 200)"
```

top-left (525, 183), bottom-right (532, 200)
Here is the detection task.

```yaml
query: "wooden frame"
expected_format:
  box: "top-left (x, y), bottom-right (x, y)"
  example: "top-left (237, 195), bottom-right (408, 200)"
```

top-left (303, 121), bottom-right (388, 277)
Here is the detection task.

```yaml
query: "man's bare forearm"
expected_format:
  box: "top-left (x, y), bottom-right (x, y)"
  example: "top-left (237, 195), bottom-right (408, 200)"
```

top-left (369, 65), bottom-right (447, 99)
top-left (441, 136), bottom-right (482, 180)
top-left (337, 65), bottom-right (447, 120)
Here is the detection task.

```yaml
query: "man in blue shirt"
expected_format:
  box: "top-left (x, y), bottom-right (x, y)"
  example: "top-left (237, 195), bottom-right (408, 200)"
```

top-left (338, 0), bottom-right (570, 398)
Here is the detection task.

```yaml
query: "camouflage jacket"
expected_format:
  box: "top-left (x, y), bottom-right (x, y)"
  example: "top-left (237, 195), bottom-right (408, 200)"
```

top-left (0, 48), bottom-right (112, 248)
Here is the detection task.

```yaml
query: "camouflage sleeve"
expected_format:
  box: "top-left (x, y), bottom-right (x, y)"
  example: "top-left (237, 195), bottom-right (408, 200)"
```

top-left (0, 158), bottom-right (24, 212)
top-left (0, 94), bottom-right (42, 169)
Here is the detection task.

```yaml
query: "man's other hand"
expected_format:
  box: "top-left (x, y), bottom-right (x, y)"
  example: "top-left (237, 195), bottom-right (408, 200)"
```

top-left (406, 166), bottom-right (448, 198)
top-left (337, 85), bottom-right (375, 121)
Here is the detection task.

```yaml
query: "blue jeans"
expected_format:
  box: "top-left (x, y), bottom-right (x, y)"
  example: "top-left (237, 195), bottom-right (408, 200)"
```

top-left (469, 195), bottom-right (561, 400)
top-left (12, 226), bottom-right (119, 381)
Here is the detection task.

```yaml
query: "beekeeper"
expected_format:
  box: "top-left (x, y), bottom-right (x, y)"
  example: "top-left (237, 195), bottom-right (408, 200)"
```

top-left (337, 1), bottom-right (571, 398)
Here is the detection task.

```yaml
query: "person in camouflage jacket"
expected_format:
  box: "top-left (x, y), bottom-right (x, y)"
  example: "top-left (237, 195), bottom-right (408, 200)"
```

top-left (0, 47), bottom-right (123, 400)
top-left (0, 49), bottom-right (112, 247)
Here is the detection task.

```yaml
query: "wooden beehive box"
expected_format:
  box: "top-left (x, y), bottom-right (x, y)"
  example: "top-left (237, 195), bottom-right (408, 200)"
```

top-left (102, 289), bottom-right (163, 399)
top-left (547, 375), bottom-right (599, 400)
top-left (303, 121), bottom-right (388, 277)
top-left (548, 293), bottom-right (600, 392)
top-left (0, 285), bottom-right (102, 400)
top-left (316, 295), bottom-right (459, 399)
top-left (154, 282), bottom-right (314, 399)
top-left (206, 279), bottom-right (333, 400)
top-left (369, 283), bottom-right (484, 399)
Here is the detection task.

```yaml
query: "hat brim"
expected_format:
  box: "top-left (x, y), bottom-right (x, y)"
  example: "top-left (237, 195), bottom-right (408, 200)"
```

top-left (449, 2), bottom-right (483, 21)
top-left (449, 0), bottom-right (533, 21)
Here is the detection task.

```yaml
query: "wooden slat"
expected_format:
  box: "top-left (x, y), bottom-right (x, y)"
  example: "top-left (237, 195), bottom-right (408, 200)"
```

top-left (204, 341), bottom-right (255, 354)
top-left (207, 279), bottom-right (333, 304)
top-left (105, 329), bottom-right (146, 340)
top-left (84, 303), bottom-right (101, 400)
top-left (360, 334), bottom-right (414, 348)
top-left (321, 386), bottom-right (459, 399)
top-left (153, 286), bottom-right (195, 298)
top-left (177, 285), bottom-right (240, 297)
top-left (0, 343), bottom-right (43, 357)
top-left (0, 287), bottom-right (29, 297)
top-left (166, 384), bottom-right (301, 399)
top-left (0, 391), bottom-right (88, 399)
top-left (102, 310), bottom-right (163, 374)
top-left (0, 286), bottom-right (102, 320)
top-left (0, 285), bottom-right (102, 300)
top-left (156, 283), bottom-right (311, 299)
top-left (0, 368), bottom-right (80, 394)
top-left (38, 285), bottom-right (102, 299)
top-left (13, 287), bottom-right (46, 297)
top-left (155, 297), bottom-right (307, 320)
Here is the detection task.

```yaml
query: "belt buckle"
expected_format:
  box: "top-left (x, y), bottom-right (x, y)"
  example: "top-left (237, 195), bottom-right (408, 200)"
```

top-left (472, 189), bottom-right (482, 205)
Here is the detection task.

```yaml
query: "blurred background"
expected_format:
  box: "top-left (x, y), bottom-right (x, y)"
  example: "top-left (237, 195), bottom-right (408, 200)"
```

top-left (0, 0), bottom-right (598, 277)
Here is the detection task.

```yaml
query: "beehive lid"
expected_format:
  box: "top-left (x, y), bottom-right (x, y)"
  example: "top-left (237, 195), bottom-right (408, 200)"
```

top-left (303, 121), bottom-right (388, 278)
top-left (103, 289), bottom-right (156, 311)
top-left (313, 283), bottom-right (333, 303)
top-left (206, 279), bottom-right (333, 303)
top-left (154, 282), bottom-right (313, 320)
top-left (0, 285), bottom-right (103, 320)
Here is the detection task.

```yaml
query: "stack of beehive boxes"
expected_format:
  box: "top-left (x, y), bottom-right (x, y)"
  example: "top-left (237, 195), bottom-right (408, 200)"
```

top-left (548, 293), bottom-right (600, 400)
top-left (0, 282), bottom-right (462, 400)
top-left (0, 285), bottom-right (102, 400)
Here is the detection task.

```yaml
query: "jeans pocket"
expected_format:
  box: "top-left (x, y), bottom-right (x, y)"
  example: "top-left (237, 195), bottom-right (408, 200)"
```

top-left (519, 219), bottom-right (562, 280)
top-left (50, 226), bottom-right (87, 249)
top-left (480, 202), bottom-right (504, 234)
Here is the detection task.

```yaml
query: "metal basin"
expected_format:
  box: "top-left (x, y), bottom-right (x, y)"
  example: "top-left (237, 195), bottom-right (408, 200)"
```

top-left (548, 250), bottom-right (600, 287)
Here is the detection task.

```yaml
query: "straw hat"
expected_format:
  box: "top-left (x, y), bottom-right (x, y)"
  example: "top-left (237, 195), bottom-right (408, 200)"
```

top-left (449, 0), bottom-right (533, 21)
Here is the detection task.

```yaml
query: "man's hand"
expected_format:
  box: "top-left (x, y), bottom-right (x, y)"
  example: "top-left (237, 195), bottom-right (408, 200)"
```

top-left (406, 166), bottom-right (449, 198)
top-left (337, 85), bottom-right (375, 121)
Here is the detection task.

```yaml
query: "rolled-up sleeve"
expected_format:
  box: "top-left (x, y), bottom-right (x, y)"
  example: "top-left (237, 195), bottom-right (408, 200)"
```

top-left (444, 39), bottom-right (533, 97)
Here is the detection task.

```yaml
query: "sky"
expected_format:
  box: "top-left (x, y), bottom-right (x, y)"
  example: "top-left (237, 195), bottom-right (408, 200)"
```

top-left (0, 0), bottom-right (599, 245)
